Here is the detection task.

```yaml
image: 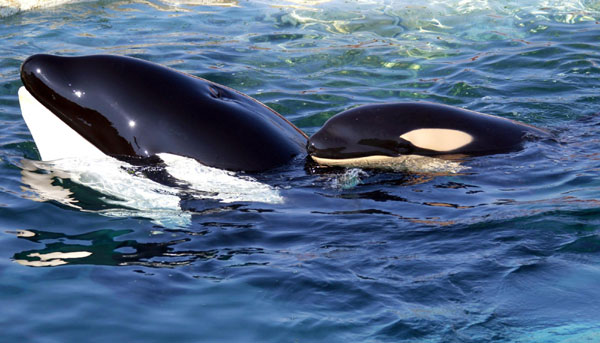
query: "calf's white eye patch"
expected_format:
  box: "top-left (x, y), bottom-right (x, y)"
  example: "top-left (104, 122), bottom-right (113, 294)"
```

top-left (400, 128), bottom-right (473, 152)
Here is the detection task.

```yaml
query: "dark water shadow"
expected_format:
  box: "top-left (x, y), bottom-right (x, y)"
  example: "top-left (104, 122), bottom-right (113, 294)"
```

top-left (10, 228), bottom-right (216, 268)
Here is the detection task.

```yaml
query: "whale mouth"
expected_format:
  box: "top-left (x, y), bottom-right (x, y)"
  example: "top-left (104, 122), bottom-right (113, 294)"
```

top-left (309, 149), bottom-right (398, 161)
top-left (307, 125), bottom-right (417, 163)
top-left (307, 142), bottom-right (405, 169)
top-left (307, 137), bottom-right (405, 161)
top-left (18, 86), bottom-right (106, 161)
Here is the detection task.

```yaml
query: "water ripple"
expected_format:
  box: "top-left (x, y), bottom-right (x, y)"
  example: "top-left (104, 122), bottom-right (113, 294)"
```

top-left (2, 0), bottom-right (600, 342)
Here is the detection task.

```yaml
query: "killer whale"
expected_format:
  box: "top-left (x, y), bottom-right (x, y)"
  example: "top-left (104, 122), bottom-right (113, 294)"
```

top-left (20, 54), bottom-right (307, 172)
top-left (307, 102), bottom-right (550, 168)
top-left (17, 54), bottom-right (555, 224)
top-left (19, 54), bottom-right (550, 175)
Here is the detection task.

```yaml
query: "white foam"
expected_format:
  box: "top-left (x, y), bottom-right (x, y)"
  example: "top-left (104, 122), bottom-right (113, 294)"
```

top-left (4, 0), bottom-right (597, 18)
top-left (0, 0), bottom-right (94, 17)
top-left (0, 0), bottom-right (237, 17)
top-left (20, 153), bottom-right (284, 227)
top-left (158, 153), bottom-right (284, 204)
top-left (21, 156), bottom-right (192, 227)
top-left (331, 168), bottom-right (369, 189)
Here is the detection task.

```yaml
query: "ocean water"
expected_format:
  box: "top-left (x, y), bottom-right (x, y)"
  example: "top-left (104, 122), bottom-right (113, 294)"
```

top-left (1, 0), bottom-right (600, 341)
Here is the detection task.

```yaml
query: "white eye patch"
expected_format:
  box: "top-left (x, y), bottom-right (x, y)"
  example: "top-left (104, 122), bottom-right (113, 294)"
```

top-left (400, 128), bottom-right (473, 152)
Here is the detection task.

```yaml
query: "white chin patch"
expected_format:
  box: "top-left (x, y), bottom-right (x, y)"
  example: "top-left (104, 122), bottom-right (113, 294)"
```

top-left (311, 155), bottom-right (467, 173)
top-left (400, 128), bottom-right (473, 152)
top-left (18, 86), bottom-right (105, 161)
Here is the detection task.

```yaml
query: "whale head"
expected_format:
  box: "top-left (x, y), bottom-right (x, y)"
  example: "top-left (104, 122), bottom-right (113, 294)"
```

top-left (306, 102), bottom-right (547, 168)
top-left (307, 104), bottom-right (422, 167)
top-left (20, 54), bottom-right (307, 171)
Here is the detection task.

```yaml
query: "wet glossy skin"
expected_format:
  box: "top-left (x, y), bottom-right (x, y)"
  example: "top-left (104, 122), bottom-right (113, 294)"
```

top-left (307, 102), bottom-right (550, 159)
top-left (21, 54), bottom-right (308, 172)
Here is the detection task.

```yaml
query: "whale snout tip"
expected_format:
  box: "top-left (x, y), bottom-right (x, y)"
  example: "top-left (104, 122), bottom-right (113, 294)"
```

top-left (21, 55), bottom-right (40, 82)
top-left (306, 140), bottom-right (317, 155)
top-left (307, 135), bottom-right (331, 157)
top-left (21, 54), bottom-right (50, 76)
top-left (20, 54), bottom-right (60, 91)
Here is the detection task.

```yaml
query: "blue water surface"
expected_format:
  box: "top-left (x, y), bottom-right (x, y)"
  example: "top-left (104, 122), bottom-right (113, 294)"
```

top-left (1, 0), bottom-right (600, 342)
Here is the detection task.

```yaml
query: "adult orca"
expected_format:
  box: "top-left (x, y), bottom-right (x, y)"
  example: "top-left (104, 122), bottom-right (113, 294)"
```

top-left (19, 54), bottom-right (307, 172)
top-left (307, 102), bottom-right (550, 168)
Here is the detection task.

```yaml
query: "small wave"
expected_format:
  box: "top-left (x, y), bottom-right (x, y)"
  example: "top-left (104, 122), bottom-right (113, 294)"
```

top-left (158, 153), bottom-right (284, 204)
top-left (20, 153), bottom-right (282, 227)
top-left (21, 156), bottom-right (190, 227)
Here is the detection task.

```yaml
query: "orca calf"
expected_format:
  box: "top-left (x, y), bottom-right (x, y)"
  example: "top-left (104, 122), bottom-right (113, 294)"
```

top-left (308, 102), bottom-right (550, 168)
top-left (19, 54), bottom-right (307, 172)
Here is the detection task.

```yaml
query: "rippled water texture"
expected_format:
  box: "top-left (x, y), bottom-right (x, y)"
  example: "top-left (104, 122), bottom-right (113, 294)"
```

top-left (1, 0), bottom-right (600, 341)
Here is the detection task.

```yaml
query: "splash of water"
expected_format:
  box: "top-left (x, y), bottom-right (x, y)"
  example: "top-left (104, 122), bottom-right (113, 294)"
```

top-left (158, 153), bottom-right (284, 204)
top-left (20, 153), bottom-right (283, 227)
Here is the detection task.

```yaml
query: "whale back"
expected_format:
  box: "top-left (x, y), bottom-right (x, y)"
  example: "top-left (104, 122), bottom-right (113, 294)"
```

top-left (21, 54), bottom-right (307, 172)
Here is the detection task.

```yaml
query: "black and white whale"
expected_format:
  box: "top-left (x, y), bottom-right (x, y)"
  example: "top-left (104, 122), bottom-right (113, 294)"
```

top-left (19, 54), bottom-right (307, 172)
top-left (16, 54), bottom-right (553, 225)
top-left (307, 102), bottom-right (551, 168)
top-left (19, 54), bottom-right (550, 175)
